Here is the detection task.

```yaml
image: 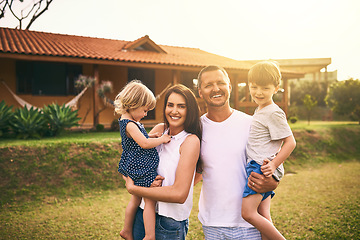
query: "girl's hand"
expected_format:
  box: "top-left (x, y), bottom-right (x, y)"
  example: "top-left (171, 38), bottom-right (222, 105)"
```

top-left (261, 159), bottom-right (276, 178)
top-left (123, 176), bottom-right (135, 193)
top-left (151, 175), bottom-right (165, 187)
top-left (148, 132), bottom-right (162, 138)
top-left (160, 134), bottom-right (171, 143)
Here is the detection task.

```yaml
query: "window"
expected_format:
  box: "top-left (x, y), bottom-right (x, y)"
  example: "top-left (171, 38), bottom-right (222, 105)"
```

top-left (128, 68), bottom-right (156, 120)
top-left (16, 61), bottom-right (82, 96)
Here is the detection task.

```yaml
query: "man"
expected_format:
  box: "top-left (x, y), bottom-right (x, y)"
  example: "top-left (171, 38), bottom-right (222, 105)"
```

top-left (197, 65), bottom-right (278, 239)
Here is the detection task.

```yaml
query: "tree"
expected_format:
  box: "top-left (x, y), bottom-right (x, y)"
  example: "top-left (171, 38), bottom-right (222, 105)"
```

top-left (326, 79), bottom-right (360, 124)
top-left (0, 0), bottom-right (53, 30)
top-left (290, 80), bottom-right (328, 107)
top-left (75, 75), bottom-right (114, 128)
top-left (303, 94), bottom-right (318, 125)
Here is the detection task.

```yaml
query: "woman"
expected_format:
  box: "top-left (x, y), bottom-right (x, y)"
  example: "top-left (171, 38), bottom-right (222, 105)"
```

top-left (123, 84), bottom-right (202, 239)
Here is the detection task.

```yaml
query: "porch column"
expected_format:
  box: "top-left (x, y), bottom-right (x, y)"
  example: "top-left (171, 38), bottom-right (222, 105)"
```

top-left (283, 78), bottom-right (289, 117)
top-left (172, 70), bottom-right (180, 85)
top-left (325, 66), bottom-right (328, 82)
top-left (93, 64), bottom-right (100, 127)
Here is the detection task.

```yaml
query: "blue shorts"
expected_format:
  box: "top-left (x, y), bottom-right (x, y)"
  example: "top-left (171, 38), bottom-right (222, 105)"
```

top-left (132, 207), bottom-right (188, 240)
top-left (243, 160), bottom-right (275, 201)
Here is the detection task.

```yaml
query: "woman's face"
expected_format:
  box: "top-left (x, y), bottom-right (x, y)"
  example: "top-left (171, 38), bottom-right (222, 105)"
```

top-left (165, 92), bottom-right (187, 133)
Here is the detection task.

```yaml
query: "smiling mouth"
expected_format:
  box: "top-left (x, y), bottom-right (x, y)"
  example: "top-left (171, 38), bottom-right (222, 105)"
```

top-left (170, 116), bottom-right (180, 120)
top-left (211, 94), bottom-right (222, 98)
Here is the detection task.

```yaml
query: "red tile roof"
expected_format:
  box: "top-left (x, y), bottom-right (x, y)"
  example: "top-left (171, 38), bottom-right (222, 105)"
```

top-left (0, 27), bottom-right (253, 70)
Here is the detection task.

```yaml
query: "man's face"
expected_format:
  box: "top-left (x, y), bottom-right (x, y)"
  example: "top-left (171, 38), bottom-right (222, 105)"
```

top-left (198, 70), bottom-right (232, 108)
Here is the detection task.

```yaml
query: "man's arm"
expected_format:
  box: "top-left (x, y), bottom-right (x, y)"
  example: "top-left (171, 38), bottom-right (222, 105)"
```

top-left (248, 171), bottom-right (279, 193)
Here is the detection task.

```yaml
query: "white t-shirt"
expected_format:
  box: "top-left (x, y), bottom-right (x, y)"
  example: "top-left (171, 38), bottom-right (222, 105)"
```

top-left (198, 110), bottom-right (254, 227)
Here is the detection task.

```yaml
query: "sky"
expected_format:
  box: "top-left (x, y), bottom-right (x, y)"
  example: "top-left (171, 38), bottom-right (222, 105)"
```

top-left (1, 0), bottom-right (359, 80)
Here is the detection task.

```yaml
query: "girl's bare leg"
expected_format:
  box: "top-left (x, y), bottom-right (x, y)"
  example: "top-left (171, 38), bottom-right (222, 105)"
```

top-left (120, 195), bottom-right (141, 240)
top-left (143, 198), bottom-right (156, 240)
top-left (242, 194), bottom-right (285, 240)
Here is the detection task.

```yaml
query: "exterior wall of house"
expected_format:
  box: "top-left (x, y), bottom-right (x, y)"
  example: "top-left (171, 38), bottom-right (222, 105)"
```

top-left (0, 58), bottom-right (177, 129)
top-left (153, 69), bottom-right (173, 124)
top-left (0, 57), bottom-right (83, 111)
top-left (95, 66), bottom-right (174, 128)
top-left (0, 58), bottom-right (17, 107)
top-left (76, 65), bottom-right (175, 128)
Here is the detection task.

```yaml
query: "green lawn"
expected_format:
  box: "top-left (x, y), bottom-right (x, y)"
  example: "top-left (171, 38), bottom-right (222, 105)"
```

top-left (0, 122), bottom-right (359, 239)
top-left (289, 120), bottom-right (358, 130)
top-left (0, 161), bottom-right (359, 239)
top-left (0, 131), bottom-right (121, 147)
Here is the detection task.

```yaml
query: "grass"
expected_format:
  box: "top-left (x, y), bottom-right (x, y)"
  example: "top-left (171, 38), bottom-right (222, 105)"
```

top-left (289, 120), bottom-right (358, 130)
top-left (0, 131), bottom-right (121, 147)
top-left (0, 161), bottom-right (359, 239)
top-left (0, 121), bottom-right (359, 239)
top-left (272, 162), bottom-right (360, 239)
top-left (0, 142), bottom-right (123, 207)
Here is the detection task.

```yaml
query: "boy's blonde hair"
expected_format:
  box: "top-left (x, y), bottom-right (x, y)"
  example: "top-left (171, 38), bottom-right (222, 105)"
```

top-left (248, 61), bottom-right (281, 87)
top-left (114, 80), bottom-right (156, 115)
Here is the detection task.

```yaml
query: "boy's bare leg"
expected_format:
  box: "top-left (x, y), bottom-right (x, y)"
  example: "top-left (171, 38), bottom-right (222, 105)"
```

top-left (242, 194), bottom-right (285, 240)
top-left (120, 195), bottom-right (141, 240)
top-left (257, 196), bottom-right (273, 240)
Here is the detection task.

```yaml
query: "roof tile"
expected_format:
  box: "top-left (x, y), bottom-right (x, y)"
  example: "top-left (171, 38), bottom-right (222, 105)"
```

top-left (0, 27), bottom-right (253, 70)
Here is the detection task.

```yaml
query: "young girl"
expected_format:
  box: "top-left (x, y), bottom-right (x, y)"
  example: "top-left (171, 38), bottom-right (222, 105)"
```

top-left (114, 80), bottom-right (171, 240)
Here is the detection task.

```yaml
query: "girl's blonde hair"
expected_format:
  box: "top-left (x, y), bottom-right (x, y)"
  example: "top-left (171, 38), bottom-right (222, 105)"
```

top-left (114, 80), bottom-right (156, 115)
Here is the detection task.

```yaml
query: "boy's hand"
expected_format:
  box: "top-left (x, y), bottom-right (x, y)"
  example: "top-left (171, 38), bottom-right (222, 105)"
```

top-left (150, 175), bottom-right (165, 187)
top-left (261, 159), bottom-right (276, 177)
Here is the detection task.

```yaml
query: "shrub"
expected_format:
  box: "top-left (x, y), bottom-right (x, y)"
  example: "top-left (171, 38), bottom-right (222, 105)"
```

top-left (10, 106), bottom-right (45, 139)
top-left (0, 101), bottom-right (14, 137)
top-left (96, 124), bottom-right (104, 132)
top-left (42, 104), bottom-right (81, 136)
top-left (289, 116), bottom-right (298, 123)
top-left (111, 119), bottom-right (119, 132)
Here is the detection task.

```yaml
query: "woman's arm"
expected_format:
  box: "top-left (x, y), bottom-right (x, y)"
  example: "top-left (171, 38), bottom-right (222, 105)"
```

top-left (125, 134), bottom-right (200, 204)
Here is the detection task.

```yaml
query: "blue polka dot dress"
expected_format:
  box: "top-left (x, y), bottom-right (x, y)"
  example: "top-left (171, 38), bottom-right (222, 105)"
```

top-left (118, 119), bottom-right (159, 187)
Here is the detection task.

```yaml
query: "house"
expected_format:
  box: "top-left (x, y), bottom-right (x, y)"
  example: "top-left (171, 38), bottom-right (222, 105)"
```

top-left (0, 27), bottom-right (303, 128)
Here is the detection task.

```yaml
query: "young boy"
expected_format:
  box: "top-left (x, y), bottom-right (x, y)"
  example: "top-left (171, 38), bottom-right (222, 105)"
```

top-left (241, 61), bottom-right (296, 240)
